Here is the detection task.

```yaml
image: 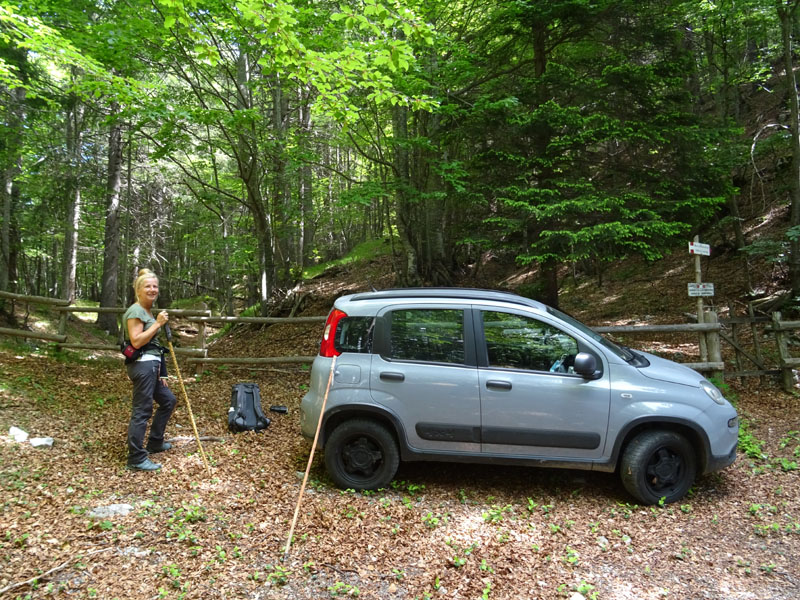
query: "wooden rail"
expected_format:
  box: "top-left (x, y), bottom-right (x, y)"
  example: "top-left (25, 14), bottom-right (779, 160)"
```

top-left (188, 316), bottom-right (326, 324)
top-left (0, 291), bottom-right (323, 369)
top-left (0, 290), bottom-right (70, 306)
top-left (3, 291), bottom-right (800, 389)
top-left (595, 313), bottom-right (724, 377)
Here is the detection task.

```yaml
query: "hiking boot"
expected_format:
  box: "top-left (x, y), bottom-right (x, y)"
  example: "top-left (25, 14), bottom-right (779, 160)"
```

top-left (146, 442), bottom-right (172, 454)
top-left (128, 458), bottom-right (162, 471)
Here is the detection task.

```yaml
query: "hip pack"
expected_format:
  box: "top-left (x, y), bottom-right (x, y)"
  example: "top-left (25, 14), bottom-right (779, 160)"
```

top-left (120, 341), bottom-right (164, 365)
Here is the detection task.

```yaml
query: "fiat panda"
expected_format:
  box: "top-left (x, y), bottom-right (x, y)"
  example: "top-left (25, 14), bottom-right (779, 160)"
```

top-left (300, 288), bottom-right (738, 504)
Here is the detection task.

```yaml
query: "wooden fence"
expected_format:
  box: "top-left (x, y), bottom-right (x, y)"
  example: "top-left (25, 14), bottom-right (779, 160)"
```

top-left (0, 290), bottom-right (324, 370)
top-left (2, 290), bottom-right (800, 390)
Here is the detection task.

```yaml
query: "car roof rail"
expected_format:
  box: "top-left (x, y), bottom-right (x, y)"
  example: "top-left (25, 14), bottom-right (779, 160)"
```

top-left (348, 287), bottom-right (544, 308)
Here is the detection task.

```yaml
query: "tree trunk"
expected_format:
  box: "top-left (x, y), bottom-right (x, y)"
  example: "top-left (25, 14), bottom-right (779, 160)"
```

top-left (532, 24), bottom-right (559, 307)
top-left (97, 108), bottom-right (124, 332)
top-left (779, 2), bottom-right (800, 300)
top-left (298, 89), bottom-right (315, 274)
top-left (236, 50), bottom-right (273, 312)
top-left (62, 86), bottom-right (84, 304)
top-left (392, 104), bottom-right (421, 286)
top-left (1, 84), bottom-right (25, 296)
top-left (271, 80), bottom-right (291, 286)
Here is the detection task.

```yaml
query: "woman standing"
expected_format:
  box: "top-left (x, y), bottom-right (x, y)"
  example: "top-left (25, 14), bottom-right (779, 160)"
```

top-left (123, 268), bottom-right (177, 471)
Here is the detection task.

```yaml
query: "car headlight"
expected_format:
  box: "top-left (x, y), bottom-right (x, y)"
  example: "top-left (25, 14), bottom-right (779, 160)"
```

top-left (701, 381), bottom-right (725, 405)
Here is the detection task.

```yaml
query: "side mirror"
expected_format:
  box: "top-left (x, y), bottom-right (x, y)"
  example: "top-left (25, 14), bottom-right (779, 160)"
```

top-left (573, 352), bottom-right (600, 378)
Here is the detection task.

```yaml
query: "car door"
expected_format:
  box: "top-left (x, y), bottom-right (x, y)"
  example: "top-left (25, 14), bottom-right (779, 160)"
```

top-left (476, 309), bottom-right (611, 460)
top-left (370, 304), bottom-right (481, 453)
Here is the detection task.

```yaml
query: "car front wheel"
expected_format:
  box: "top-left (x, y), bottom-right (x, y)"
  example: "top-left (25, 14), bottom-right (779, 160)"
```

top-left (324, 419), bottom-right (400, 490)
top-left (620, 431), bottom-right (697, 504)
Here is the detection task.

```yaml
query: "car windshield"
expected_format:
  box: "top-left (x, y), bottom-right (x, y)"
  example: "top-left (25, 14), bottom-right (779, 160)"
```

top-left (545, 306), bottom-right (635, 361)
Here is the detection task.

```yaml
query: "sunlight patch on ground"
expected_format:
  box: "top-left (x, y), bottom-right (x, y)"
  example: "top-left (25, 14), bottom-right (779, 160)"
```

top-left (74, 312), bottom-right (98, 322)
top-left (746, 204), bottom-right (787, 235)
top-left (603, 317), bottom-right (641, 326)
top-left (665, 262), bottom-right (689, 277)
top-left (641, 342), bottom-right (699, 359)
top-left (32, 318), bottom-right (53, 331)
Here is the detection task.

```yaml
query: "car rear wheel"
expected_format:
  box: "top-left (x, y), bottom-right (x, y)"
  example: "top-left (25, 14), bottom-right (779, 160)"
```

top-left (325, 419), bottom-right (400, 490)
top-left (620, 431), bottom-right (697, 504)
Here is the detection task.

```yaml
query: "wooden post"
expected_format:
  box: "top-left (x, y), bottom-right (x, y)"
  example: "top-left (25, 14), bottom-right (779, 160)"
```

top-left (705, 311), bottom-right (723, 381)
top-left (196, 303), bottom-right (207, 376)
top-left (694, 235), bottom-right (708, 361)
top-left (728, 303), bottom-right (743, 382)
top-left (748, 303), bottom-right (765, 384)
top-left (773, 312), bottom-right (795, 392)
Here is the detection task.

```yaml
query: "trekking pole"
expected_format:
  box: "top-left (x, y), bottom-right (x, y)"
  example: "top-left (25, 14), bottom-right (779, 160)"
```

top-left (283, 355), bottom-right (336, 562)
top-left (164, 324), bottom-right (212, 476)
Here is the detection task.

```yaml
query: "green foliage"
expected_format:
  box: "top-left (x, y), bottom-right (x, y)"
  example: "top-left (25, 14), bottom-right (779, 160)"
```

top-left (304, 238), bottom-right (394, 279)
top-left (0, 0), bottom-right (787, 315)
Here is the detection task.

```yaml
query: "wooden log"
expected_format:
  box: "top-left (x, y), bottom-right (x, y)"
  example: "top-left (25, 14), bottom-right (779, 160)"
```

top-left (187, 356), bottom-right (316, 365)
top-left (720, 315), bottom-right (770, 324)
top-left (57, 343), bottom-right (121, 351)
top-left (57, 343), bottom-right (207, 356)
top-left (0, 290), bottom-right (70, 306)
top-left (186, 315), bottom-right (326, 324)
top-left (681, 361), bottom-right (726, 371)
top-left (748, 303), bottom-right (766, 384)
top-left (773, 312), bottom-right (795, 392)
top-left (719, 331), bottom-right (764, 370)
top-left (705, 311), bottom-right (724, 381)
top-left (728, 303), bottom-right (743, 382)
top-left (766, 319), bottom-right (800, 331)
top-left (155, 309), bottom-right (212, 317)
top-left (726, 369), bottom-right (782, 378)
top-left (0, 327), bottom-right (66, 342)
top-left (56, 306), bottom-right (126, 313)
top-left (593, 323), bottom-right (720, 334)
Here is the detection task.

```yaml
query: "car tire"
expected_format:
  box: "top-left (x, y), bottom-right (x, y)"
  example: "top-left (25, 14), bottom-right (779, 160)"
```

top-left (620, 430), bottom-right (697, 505)
top-left (324, 419), bottom-right (400, 490)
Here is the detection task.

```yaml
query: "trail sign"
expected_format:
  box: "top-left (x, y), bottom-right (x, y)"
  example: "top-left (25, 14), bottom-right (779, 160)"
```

top-left (688, 283), bottom-right (714, 297)
top-left (689, 241), bottom-right (711, 256)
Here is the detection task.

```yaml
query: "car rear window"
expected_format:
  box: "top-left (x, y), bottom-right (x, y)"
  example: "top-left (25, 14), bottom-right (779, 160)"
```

top-left (335, 316), bottom-right (374, 353)
top-left (388, 309), bottom-right (465, 364)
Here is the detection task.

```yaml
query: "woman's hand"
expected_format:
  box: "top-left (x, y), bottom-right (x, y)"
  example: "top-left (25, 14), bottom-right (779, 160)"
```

top-left (156, 311), bottom-right (169, 326)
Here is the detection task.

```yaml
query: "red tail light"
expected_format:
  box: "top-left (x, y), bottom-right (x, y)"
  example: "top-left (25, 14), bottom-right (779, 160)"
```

top-left (320, 308), bottom-right (347, 357)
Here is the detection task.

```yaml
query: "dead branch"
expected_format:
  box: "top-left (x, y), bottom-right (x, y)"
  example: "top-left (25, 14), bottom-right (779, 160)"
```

top-left (165, 435), bottom-right (227, 443)
top-left (0, 547), bottom-right (112, 595)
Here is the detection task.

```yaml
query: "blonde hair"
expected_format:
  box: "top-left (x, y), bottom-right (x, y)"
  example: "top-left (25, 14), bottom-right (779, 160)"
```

top-left (133, 268), bottom-right (158, 302)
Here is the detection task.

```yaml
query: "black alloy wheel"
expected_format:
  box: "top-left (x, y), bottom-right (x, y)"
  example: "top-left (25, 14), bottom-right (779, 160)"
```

top-left (324, 419), bottom-right (400, 490)
top-left (620, 430), bottom-right (697, 504)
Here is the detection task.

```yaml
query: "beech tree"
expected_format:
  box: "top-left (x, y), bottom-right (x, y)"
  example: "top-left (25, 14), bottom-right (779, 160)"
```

top-left (2, 0), bottom-right (799, 313)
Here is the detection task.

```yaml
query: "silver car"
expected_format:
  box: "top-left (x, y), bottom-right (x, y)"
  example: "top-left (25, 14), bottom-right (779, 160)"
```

top-left (300, 288), bottom-right (738, 504)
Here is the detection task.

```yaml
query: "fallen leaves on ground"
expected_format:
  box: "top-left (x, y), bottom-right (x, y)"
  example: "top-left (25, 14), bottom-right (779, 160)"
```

top-left (0, 284), bottom-right (799, 599)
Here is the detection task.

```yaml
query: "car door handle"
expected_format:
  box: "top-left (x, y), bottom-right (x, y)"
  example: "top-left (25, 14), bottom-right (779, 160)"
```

top-left (486, 380), bottom-right (512, 391)
top-left (380, 372), bottom-right (405, 382)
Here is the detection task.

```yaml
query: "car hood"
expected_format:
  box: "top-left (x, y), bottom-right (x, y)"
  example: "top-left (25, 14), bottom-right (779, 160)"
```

top-left (634, 351), bottom-right (703, 388)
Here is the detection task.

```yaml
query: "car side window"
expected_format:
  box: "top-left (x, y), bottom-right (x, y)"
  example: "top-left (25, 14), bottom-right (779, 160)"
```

top-left (388, 309), bottom-right (465, 364)
top-left (482, 311), bottom-right (579, 373)
top-left (335, 316), bottom-right (374, 353)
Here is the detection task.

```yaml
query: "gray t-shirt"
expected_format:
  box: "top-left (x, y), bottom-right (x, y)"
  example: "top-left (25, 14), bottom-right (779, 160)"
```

top-left (123, 303), bottom-right (162, 357)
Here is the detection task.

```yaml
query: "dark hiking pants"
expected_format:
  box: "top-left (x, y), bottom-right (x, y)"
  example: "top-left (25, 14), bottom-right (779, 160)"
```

top-left (126, 359), bottom-right (177, 465)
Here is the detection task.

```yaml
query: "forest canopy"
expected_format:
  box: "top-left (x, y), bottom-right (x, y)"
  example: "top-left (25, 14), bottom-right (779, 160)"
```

top-left (2, 0), bottom-right (800, 325)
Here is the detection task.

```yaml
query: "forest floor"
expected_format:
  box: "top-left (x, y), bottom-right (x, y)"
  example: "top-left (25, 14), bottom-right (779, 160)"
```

top-left (1, 249), bottom-right (800, 600)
